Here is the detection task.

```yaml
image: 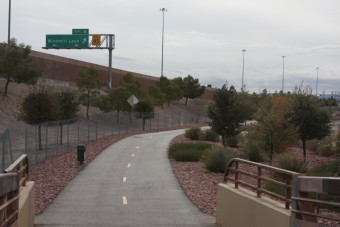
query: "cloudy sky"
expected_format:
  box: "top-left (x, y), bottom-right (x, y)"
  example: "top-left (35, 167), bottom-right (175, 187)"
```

top-left (1, 0), bottom-right (339, 94)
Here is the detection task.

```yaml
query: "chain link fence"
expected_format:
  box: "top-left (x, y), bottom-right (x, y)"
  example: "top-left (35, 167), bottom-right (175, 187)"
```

top-left (0, 110), bottom-right (209, 171)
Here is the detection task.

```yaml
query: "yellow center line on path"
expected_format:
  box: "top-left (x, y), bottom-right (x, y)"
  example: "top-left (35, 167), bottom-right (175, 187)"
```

top-left (122, 196), bottom-right (128, 205)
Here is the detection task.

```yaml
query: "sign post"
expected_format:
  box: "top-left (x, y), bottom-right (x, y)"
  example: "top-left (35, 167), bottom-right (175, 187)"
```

top-left (43, 29), bottom-right (115, 89)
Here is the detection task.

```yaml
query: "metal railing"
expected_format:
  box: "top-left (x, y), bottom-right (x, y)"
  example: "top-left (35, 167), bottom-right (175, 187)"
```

top-left (291, 176), bottom-right (340, 226)
top-left (224, 158), bottom-right (302, 209)
top-left (0, 155), bottom-right (29, 226)
top-left (4, 154), bottom-right (29, 187)
top-left (0, 110), bottom-right (209, 171)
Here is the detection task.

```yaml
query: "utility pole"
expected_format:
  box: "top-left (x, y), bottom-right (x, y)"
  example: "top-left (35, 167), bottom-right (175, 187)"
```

top-left (316, 67), bottom-right (319, 96)
top-left (241, 49), bottom-right (246, 92)
top-left (282, 56), bottom-right (286, 92)
top-left (160, 8), bottom-right (167, 76)
top-left (8, 0), bottom-right (11, 43)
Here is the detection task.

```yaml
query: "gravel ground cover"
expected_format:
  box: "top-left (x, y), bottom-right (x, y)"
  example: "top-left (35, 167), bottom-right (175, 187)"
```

top-left (30, 130), bottom-right (339, 226)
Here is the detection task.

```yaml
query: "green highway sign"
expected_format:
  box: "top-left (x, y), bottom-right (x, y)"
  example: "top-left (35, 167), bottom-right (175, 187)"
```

top-left (72, 28), bottom-right (89, 35)
top-left (46, 34), bottom-right (89, 48)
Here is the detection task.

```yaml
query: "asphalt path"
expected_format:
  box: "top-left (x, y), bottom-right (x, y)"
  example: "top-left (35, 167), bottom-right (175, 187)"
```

top-left (35, 129), bottom-right (216, 226)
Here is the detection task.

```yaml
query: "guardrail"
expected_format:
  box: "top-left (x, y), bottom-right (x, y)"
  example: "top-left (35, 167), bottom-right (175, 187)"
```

top-left (224, 158), bottom-right (302, 209)
top-left (0, 154), bottom-right (29, 226)
top-left (0, 173), bottom-right (19, 227)
top-left (291, 176), bottom-right (340, 226)
top-left (4, 154), bottom-right (29, 187)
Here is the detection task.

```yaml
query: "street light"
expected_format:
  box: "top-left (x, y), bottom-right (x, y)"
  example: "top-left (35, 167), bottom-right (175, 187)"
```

top-left (241, 49), bottom-right (246, 92)
top-left (316, 67), bottom-right (319, 96)
top-left (160, 8), bottom-right (167, 76)
top-left (282, 56), bottom-right (286, 92)
top-left (8, 0), bottom-right (11, 43)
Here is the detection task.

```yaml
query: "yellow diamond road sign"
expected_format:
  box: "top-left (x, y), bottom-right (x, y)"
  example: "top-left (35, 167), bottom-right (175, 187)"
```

top-left (92, 35), bottom-right (101, 46)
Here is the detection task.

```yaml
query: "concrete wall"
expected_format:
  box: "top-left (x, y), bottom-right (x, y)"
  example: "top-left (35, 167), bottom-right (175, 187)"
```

top-left (216, 183), bottom-right (291, 227)
top-left (18, 181), bottom-right (35, 227)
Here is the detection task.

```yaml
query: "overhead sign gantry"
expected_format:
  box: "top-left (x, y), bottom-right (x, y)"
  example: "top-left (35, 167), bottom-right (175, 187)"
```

top-left (43, 28), bottom-right (115, 89)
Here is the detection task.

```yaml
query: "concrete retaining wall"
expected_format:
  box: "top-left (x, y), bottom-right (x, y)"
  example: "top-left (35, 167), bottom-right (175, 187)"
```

top-left (18, 181), bottom-right (35, 227)
top-left (216, 183), bottom-right (291, 227)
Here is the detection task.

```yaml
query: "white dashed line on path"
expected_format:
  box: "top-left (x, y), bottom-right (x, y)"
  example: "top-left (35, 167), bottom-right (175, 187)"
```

top-left (136, 146), bottom-right (139, 149)
top-left (131, 154), bottom-right (135, 157)
top-left (127, 163), bottom-right (131, 168)
top-left (122, 196), bottom-right (128, 205)
top-left (123, 177), bottom-right (127, 183)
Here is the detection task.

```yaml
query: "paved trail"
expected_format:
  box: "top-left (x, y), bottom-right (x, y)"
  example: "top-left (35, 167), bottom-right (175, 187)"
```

top-left (35, 129), bottom-right (216, 226)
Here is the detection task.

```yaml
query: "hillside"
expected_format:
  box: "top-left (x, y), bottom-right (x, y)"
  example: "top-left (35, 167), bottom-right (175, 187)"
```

top-left (0, 78), bottom-right (214, 133)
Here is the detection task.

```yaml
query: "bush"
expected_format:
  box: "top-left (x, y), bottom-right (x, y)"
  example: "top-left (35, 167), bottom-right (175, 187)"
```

top-left (203, 147), bottom-right (235, 173)
top-left (243, 140), bottom-right (265, 162)
top-left (168, 143), bottom-right (211, 162)
top-left (228, 136), bottom-right (238, 148)
top-left (318, 140), bottom-right (336, 157)
top-left (204, 129), bottom-right (219, 142)
top-left (309, 160), bottom-right (340, 177)
top-left (185, 127), bottom-right (203, 140)
top-left (277, 155), bottom-right (308, 174)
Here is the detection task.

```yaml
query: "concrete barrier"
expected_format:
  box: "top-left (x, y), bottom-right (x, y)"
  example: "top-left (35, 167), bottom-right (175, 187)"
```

top-left (216, 183), bottom-right (291, 227)
top-left (18, 181), bottom-right (35, 227)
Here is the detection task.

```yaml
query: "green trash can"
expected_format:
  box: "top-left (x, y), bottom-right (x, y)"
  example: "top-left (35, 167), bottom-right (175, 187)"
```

top-left (77, 144), bottom-right (86, 165)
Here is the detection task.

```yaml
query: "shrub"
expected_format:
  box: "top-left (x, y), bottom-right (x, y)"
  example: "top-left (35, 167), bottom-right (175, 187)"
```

top-left (185, 127), bottom-right (202, 140)
top-left (168, 143), bottom-right (211, 162)
top-left (228, 136), bottom-right (238, 148)
top-left (277, 155), bottom-right (308, 174)
top-left (203, 147), bottom-right (235, 173)
top-left (318, 140), bottom-right (336, 157)
top-left (204, 129), bottom-right (219, 142)
top-left (309, 160), bottom-right (340, 177)
top-left (243, 140), bottom-right (265, 162)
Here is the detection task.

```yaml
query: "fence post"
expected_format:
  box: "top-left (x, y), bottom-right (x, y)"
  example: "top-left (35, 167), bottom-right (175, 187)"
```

top-left (67, 120), bottom-right (70, 150)
top-left (7, 130), bottom-right (13, 163)
top-left (77, 121), bottom-right (80, 144)
top-left (25, 127), bottom-right (28, 155)
top-left (45, 123), bottom-right (48, 160)
top-left (2, 132), bottom-right (6, 172)
top-left (95, 121), bottom-right (98, 140)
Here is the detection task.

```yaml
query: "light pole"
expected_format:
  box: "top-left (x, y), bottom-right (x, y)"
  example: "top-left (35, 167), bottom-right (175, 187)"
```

top-left (160, 8), bottom-right (167, 76)
top-left (282, 56), bottom-right (286, 92)
top-left (8, 0), bottom-right (11, 43)
top-left (241, 49), bottom-right (246, 92)
top-left (316, 67), bottom-right (319, 96)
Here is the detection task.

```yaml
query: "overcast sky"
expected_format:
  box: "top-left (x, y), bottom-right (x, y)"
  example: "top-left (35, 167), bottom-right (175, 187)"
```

top-left (1, 0), bottom-right (340, 94)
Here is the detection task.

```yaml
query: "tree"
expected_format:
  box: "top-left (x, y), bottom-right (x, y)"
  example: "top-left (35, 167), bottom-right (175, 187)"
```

top-left (254, 96), bottom-right (298, 164)
top-left (147, 85), bottom-right (166, 107)
top-left (207, 84), bottom-right (247, 146)
top-left (18, 87), bottom-right (60, 150)
top-left (120, 73), bottom-right (145, 99)
top-left (0, 39), bottom-right (41, 96)
top-left (97, 87), bottom-right (130, 123)
top-left (156, 76), bottom-right (182, 106)
top-left (76, 66), bottom-right (102, 119)
top-left (182, 75), bottom-right (205, 106)
top-left (134, 101), bottom-right (154, 130)
top-left (56, 88), bottom-right (80, 144)
top-left (287, 86), bottom-right (331, 161)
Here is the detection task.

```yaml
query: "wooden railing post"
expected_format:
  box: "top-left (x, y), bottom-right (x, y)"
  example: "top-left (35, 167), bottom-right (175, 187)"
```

top-left (257, 166), bottom-right (262, 198)
top-left (235, 161), bottom-right (239, 188)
